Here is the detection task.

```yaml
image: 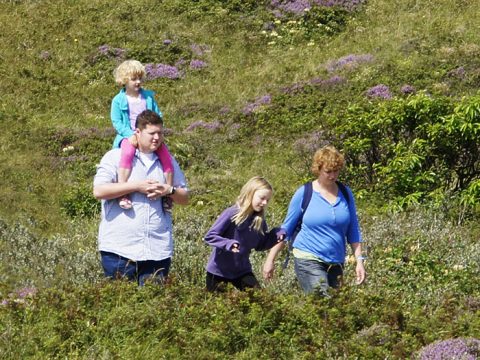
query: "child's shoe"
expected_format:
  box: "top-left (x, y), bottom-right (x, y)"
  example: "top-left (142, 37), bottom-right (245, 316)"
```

top-left (163, 197), bottom-right (173, 214)
top-left (119, 196), bottom-right (133, 210)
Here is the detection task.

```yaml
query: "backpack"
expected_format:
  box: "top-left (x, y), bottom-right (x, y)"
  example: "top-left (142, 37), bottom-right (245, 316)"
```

top-left (282, 181), bottom-right (351, 269)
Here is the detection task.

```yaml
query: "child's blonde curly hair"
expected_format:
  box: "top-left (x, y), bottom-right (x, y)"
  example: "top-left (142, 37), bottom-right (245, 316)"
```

top-left (113, 60), bottom-right (146, 86)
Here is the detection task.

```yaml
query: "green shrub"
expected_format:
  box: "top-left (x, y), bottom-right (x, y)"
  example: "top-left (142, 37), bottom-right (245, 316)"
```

top-left (335, 93), bottom-right (480, 210)
top-left (61, 184), bottom-right (100, 219)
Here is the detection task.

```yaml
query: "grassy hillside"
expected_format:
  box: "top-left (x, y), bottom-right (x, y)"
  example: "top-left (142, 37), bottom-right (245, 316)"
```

top-left (0, 0), bottom-right (479, 358)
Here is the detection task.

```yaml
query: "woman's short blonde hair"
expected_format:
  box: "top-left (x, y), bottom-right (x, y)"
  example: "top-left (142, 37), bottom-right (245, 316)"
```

top-left (311, 145), bottom-right (345, 176)
top-left (113, 60), bottom-right (146, 86)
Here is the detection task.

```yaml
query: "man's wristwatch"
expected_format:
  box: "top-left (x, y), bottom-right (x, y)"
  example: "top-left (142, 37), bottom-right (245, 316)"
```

top-left (169, 186), bottom-right (177, 195)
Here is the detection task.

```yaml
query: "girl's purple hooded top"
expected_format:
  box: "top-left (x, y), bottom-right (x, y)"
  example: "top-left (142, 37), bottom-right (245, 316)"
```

top-left (204, 205), bottom-right (280, 279)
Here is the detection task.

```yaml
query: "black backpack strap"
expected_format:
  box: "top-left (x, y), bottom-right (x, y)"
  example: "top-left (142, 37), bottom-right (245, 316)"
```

top-left (300, 181), bottom-right (313, 216)
top-left (282, 182), bottom-right (313, 270)
top-left (336, 181), bottom-right (350, 206)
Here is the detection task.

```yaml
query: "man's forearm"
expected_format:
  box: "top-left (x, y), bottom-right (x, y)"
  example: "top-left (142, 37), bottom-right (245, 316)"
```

top-left (93, 182), bottom-right (140, 200)
top-left (170, 187), bottom-right (189, 205)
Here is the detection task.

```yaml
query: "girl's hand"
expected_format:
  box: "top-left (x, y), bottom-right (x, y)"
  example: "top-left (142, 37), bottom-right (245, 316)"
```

top-left (276, 229), bottom-right (287, 242)
top-left (262, 260), bottom-right (275, 281)
top-left (231, 243), bottom-right (240, 253)
top-left (128, 134), bottom-right (138, 148)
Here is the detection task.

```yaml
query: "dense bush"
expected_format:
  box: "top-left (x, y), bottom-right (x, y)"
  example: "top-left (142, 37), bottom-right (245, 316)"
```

top-left (334, 93), bottom-right (480, 210)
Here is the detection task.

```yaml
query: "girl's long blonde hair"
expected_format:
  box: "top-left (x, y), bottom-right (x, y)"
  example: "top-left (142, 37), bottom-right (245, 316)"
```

top-left (231, 176), bottom-right (273, 234)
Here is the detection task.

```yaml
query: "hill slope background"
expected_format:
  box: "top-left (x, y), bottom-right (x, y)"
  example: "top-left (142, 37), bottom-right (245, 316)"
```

top-left (0, 0), bottom-right (479, 358)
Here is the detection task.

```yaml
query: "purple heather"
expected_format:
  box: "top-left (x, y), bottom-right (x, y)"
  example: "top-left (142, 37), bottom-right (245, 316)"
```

top-left (189, 59), bottom-right (208, 70)
top-left (400, 84), bottom-right (416, 95)
top-left (190, 43), bottom-right (211, 56)
top-left (366, 84), bottom-right (392, 100)
top-left (145, 63), bottom-right (182, 80)
top-left (326, 53), bottom-right (374, 73)
top-left (185, 120), bottom-right (222, 132)
top-left (270, 0), bottom-right (365, 15)
top-left (418, 338), bottom-right (480, 360)
top-left (242, 94), bottom-right (272, 115)
top-left (96, 44), bottom-right (126, 59)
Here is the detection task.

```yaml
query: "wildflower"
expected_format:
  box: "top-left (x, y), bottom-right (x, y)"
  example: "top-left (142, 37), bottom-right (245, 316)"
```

top-left (452, 264), bottom-right (465, 271)
top-left (185, 120), bottom-right (222, 132)
top-left (447, 66), bottom-right (466, 79)
top-left (294, 131), bottom-right (327, 155)
top-left (326, 53), bottom-right (374, 73)
top-left (190, 43), bottom-right (211, 56)
top-left (242, 94), bottom-right (272, 115)
top-left (270, 0), bottom-right (365, 16)
top-left (97, 44), bottom-right (110, 55)
top-left (417, 338), bottom-right (480, 359)
top-left (366, 84), bottom-right (392, 100)
top-left (189, 59), bottom-right (208, 70)
top-left (1, 287), bottom-right (37, 306)
top-left (309, 75), bottom-right (346, 88)
top-left (163, 39), bottom-right (172, 45)
top-left (219, 106), bottom-right (231, 115)
top-left (281, 82), bottom-right (305, 94)
top-left (312, 0), bottom-right (366, 11)
top-left (62, 145), bottom-right (74, 152)
top-left (175, 58), bottom-right (187, 68)
top-left (271, 0), bottom-right (311, 16)
top-left (401, 84), bottom-right (416, 95)
top-left (145, 63), bottom-right (182, 80)
top-left (96, 44), bottom-right (126, 60)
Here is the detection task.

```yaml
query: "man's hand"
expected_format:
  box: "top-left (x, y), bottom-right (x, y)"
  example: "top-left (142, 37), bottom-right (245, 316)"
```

top-left (145, 183), bottom-right (174, 200)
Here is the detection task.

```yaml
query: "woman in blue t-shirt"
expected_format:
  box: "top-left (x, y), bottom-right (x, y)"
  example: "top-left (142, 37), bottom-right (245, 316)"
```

top-left (263, 145), bottom-right (366, 296)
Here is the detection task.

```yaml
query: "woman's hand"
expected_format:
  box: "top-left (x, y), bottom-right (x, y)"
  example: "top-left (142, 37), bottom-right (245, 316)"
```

top-left (262, 259), bottom-right (275, 281)
top-left (276, 229), bottom-right (287, 242)
top-left (355, 260), bottom-right (366, 284)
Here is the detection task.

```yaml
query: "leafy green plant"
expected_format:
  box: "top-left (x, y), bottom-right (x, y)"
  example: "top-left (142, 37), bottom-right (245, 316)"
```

top-left (335, 93), bottom-right (479, 211)
top-left (61, 184), bottom-right (100, 219)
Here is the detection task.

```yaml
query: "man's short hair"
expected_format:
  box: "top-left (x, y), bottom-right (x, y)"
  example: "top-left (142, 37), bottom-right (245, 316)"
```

top-left (136, 110), bottom-right (163, 130)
